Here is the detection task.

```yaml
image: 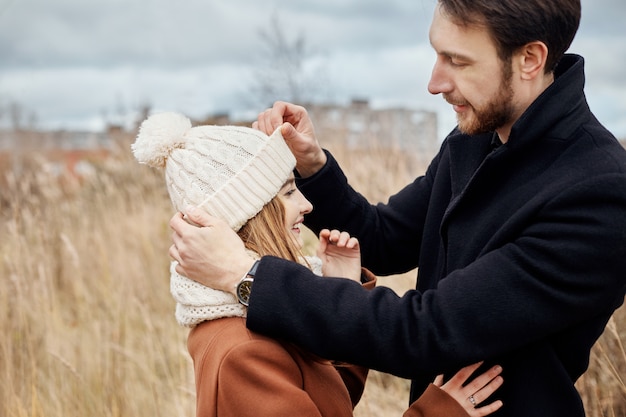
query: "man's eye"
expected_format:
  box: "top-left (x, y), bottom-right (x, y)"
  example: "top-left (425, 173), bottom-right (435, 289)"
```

top-left (450, 59), bottom-right (466, 67)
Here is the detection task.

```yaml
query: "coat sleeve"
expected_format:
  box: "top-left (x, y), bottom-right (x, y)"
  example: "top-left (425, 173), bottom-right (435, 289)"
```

top-left (247, 171), bottom-right (626, 377)
top-left (402, 384), bottom-right (470, 417)
top-left (332, 268), bottom-right (377, 408)
top-left (296, 150), bottom-right (439, 275)
top-left (214, 339), bottom-right (325, 417)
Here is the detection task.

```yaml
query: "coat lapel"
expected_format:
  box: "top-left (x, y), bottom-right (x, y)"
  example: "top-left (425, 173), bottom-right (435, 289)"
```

top-left (439, 133), bottom-right (493, 241)
top-left (447, 133), bottom-right (493, 199)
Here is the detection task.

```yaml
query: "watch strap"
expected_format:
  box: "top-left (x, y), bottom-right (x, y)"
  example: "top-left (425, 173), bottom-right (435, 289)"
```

top-left (236, 260), bottom-right (259, 306)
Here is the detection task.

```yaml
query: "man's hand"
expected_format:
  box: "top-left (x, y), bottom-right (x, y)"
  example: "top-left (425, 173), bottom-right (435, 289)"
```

top-left (253, 101), bottom-right (327, 178)
top-left (316, 229), bottom-right (361, 282)
top-left (169, 207), bottom-right (255, 295)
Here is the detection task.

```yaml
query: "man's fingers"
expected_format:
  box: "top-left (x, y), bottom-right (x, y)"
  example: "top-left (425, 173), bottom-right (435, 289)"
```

top-left (255, 103), bottom-right (289, 135)
top-left (185, 206), bottom-right (214, 227)
top-left (270, 101), bottom-right (290, 130)
top-left (280, 122), bottom-right (298, 142)
top-left (169, 211), bottom-right (185, 232)
top-left (168, 243), bottom-right (180, 263)
top-left (174, 261), bottom-right (188, 276)
top-left (256, 109), bottom-right (273, 135)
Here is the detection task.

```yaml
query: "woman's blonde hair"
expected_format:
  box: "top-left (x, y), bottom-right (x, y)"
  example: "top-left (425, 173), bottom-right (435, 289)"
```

top-left (237, 196), bottom-right (306, 265)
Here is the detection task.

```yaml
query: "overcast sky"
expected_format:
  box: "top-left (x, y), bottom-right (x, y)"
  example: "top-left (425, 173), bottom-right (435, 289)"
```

top-left (0, 0), bottom-right (624, 140)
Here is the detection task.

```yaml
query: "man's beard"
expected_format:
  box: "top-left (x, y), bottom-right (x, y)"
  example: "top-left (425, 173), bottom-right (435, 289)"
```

top-left (448, 63), bottom-right (515, 136)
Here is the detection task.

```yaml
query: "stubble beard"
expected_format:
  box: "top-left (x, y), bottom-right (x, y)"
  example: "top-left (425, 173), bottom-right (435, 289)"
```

top-left (454, 61), bottom-right (516, 136)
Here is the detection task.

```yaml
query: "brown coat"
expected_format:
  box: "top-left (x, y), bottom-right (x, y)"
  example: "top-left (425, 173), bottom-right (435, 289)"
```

top-left (404, 384), bottom-right (471, 417)
top-left (188, 272), bottom-right (470, 417)
top-left (189, 316), bottom-right (363, 416)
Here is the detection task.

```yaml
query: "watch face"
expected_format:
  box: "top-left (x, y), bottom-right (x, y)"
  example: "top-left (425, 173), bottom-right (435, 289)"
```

top-left (237, 278), bottom-right (253, 306)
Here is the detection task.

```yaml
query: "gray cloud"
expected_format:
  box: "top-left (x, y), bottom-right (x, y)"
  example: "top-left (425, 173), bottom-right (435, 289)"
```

top-left (0, 0), bottom-right (429, 69)
top-left (0, 0), bottom-right (624, 138)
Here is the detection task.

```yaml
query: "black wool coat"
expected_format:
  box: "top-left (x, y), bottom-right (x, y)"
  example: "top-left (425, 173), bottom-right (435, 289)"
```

top-left (247, 54), bottom-right (626, 417)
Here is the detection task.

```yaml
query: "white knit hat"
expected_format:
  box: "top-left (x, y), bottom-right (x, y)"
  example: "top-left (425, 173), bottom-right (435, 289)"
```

top-left (132, 112), bottom-right (296, 231)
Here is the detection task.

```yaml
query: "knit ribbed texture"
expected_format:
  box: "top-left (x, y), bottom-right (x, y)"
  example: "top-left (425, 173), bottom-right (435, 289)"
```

top-left (170, 255), bottom-right (323, 327)
top-left (132, 112), bottom-right (309, 327)
top-left (132, 112), bottom-right (296, 231)
top-left (170, 261), bottom-right (247, 327)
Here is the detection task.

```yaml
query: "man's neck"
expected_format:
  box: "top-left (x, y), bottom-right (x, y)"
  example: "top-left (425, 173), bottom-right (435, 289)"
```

top-left (496, 72), bottom-right (555, 144)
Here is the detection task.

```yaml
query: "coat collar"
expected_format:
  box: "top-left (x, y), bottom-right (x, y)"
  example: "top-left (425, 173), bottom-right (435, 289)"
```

top-left (446, 54), bottom-right (588, 197)
top-left (509, 54), bottom-right (589, 148)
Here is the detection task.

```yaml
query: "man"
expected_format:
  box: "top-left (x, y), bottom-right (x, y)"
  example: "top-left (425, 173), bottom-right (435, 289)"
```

top-left (169, 0), bottom-right (626, 416)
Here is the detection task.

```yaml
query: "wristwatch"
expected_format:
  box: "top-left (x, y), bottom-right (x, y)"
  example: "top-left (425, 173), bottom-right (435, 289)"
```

top-left (236, 260), bottom-right (259, 307)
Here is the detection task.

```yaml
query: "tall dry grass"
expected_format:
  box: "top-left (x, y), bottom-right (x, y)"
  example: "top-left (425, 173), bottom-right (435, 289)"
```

top-left (0, 134), bottom-right (624, 416)
top-left (1, 142), bottom-right (194, 416)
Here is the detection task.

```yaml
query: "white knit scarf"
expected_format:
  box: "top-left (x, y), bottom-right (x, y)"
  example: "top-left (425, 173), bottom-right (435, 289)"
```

top-left (170, 253), bottom-right (323, 327)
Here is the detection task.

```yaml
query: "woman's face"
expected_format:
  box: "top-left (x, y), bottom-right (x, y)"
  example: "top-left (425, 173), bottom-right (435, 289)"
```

top-left (277, 174), bottom-right (313, 248)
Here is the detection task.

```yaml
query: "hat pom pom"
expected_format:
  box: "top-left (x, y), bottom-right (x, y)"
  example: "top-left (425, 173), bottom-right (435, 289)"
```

top-left (132, 112), bottom-right (192, 168)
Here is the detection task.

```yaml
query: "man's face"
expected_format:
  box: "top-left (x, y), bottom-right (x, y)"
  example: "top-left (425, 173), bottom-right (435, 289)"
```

top-left (428, 5), bottom-right (518, 136)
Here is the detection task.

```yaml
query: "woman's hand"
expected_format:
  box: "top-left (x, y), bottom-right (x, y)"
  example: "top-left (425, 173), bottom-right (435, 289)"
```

top-left (435, 362), bottom-right (504, 416)
top-left (316, 229), bottom-right (361, 282)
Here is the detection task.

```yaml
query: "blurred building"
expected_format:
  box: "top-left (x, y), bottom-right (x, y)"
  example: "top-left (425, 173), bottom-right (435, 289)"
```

top-left (306, 99), bottom-right (439, 162)
top-left (0, 129), bottom-right (111, 152)
top-left (0, 126), bottom-right (130, 179)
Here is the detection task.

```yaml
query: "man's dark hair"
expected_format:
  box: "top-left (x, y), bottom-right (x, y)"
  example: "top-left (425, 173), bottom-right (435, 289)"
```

top-left (438, 0), bottom-right (581, 72)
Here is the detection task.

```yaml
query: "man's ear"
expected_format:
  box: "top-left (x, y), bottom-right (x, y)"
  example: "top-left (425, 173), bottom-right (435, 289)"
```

top-left (515, 41), bottom-right (549, 80)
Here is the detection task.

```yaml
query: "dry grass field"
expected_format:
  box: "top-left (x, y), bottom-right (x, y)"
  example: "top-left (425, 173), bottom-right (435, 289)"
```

top-left (0, 133), bottom-right (624, 416)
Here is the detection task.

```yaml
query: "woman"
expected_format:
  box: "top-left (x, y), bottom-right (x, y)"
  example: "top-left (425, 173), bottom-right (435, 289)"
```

top-left (132, 112), bottom-right (503, 417)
